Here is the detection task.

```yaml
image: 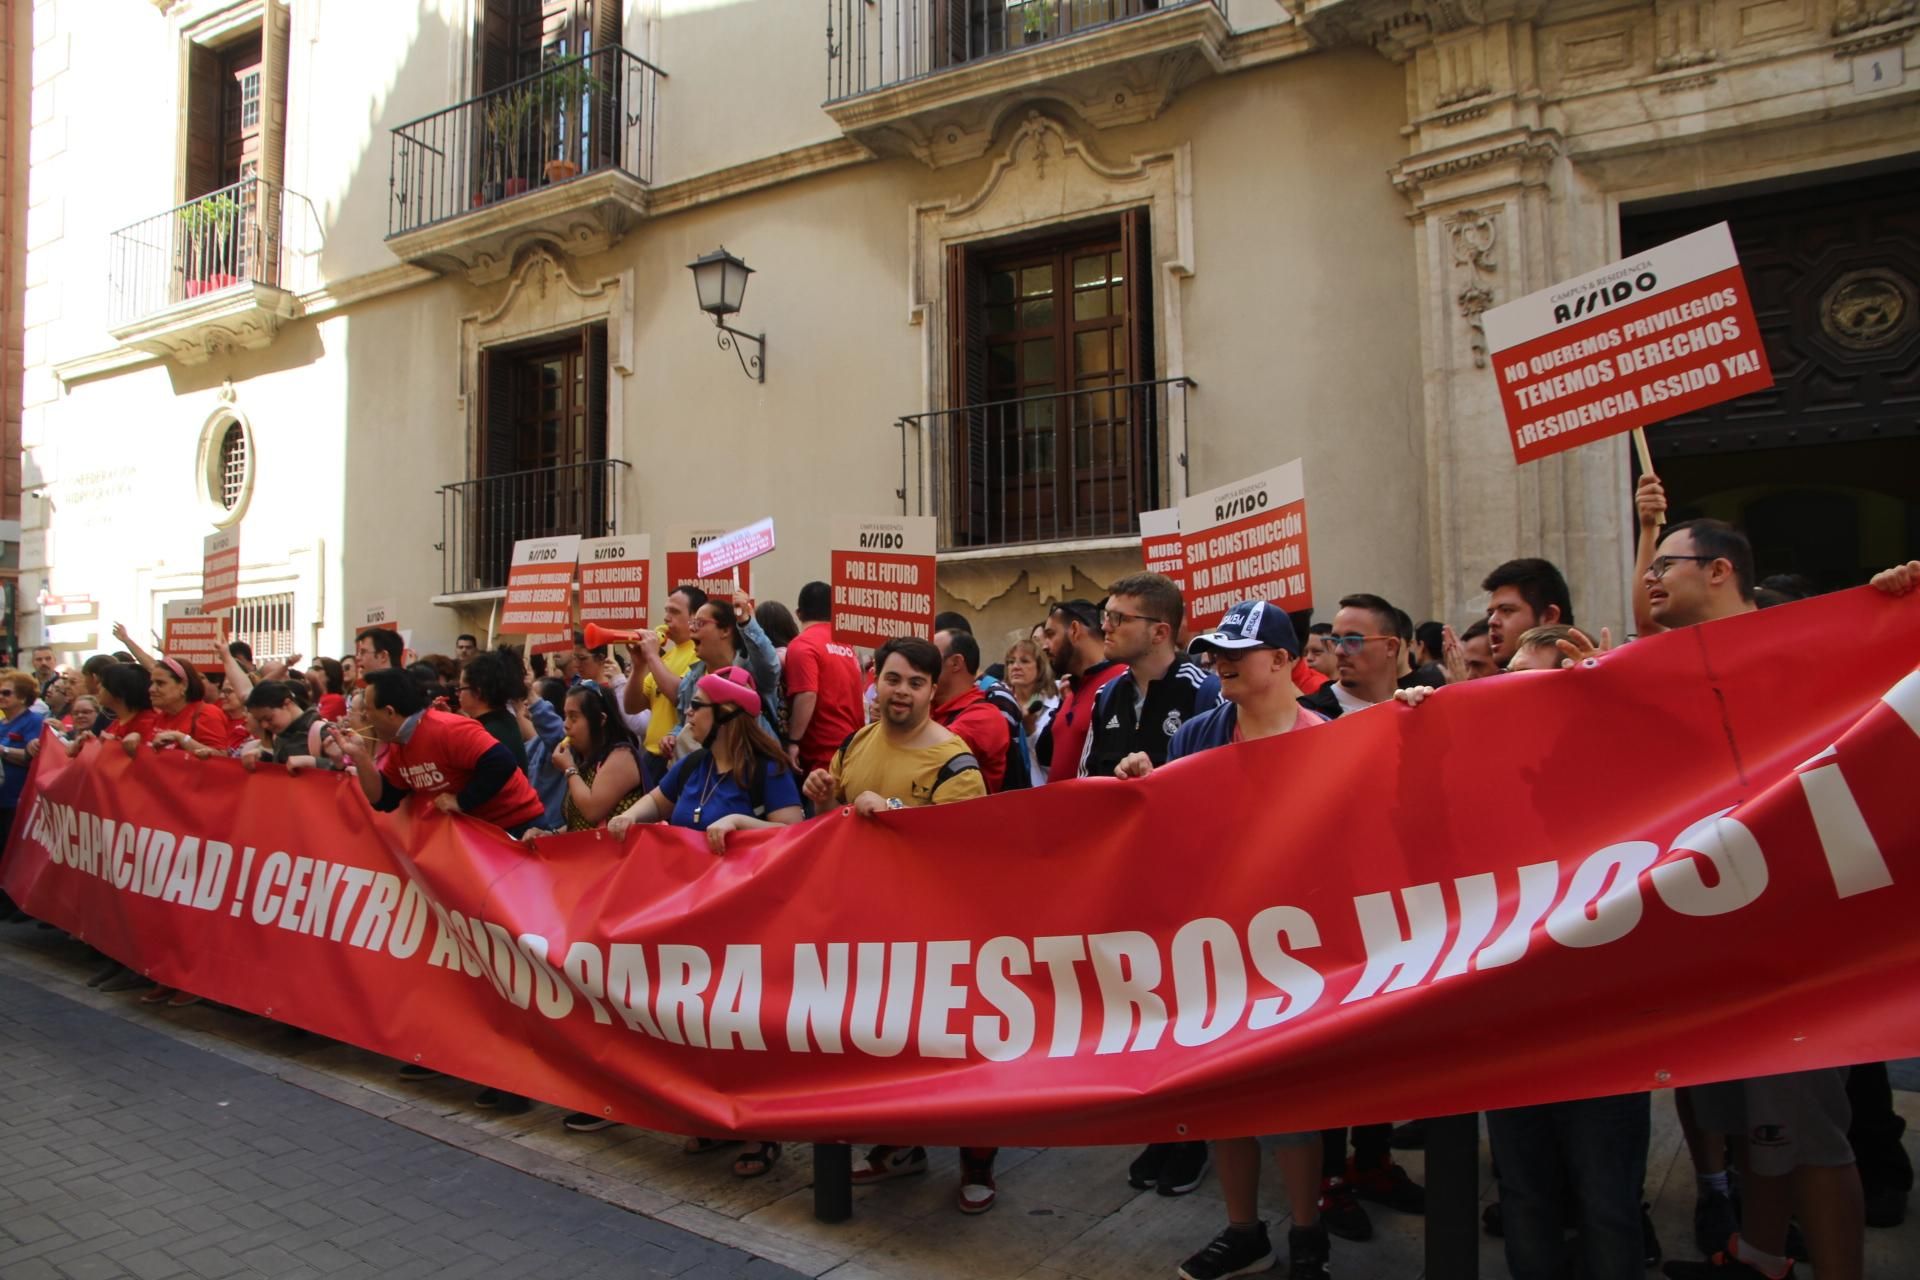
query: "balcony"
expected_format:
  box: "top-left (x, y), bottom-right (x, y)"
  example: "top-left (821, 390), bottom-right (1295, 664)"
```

top-left (107, 178), bottom-right (323, 365)
top-left (898, 377), bottom-right (1191, 552)
top-left (824, 0), bottom-right (1230, 166)
top-left (387, 47), bottom-right (664, 282)
top-left (437, 459), bottom-right (629, 598)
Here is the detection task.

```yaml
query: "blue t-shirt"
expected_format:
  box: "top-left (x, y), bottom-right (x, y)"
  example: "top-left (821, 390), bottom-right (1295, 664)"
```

top-left (657, 750), bottom-right (802, 832)
top-left (1166, 701), bottom-right (1327, 762)
top-left (0, 708), bottom-right (46, 808)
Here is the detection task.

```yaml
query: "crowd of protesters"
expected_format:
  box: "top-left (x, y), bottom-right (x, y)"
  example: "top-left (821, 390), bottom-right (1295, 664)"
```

top-left (0, 476), bottom-right (1915, 1280)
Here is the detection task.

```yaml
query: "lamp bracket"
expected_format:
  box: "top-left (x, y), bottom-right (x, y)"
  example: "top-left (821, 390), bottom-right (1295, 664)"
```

top-left (714, 319), bottom-right (765, 383)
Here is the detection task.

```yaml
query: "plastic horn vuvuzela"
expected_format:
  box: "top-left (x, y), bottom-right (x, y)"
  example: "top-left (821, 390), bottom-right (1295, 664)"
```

top-left (582, 622), bottom-right (647, 650)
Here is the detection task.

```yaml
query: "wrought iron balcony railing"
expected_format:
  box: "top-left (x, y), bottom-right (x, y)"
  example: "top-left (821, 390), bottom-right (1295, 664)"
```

top-left (897, 377), bottom-right (1192, 551)
top-left (107, 177), bottom-right (323, 329)
top-left (388, 45), bottom-right (664, 238)
top-left (826, 0), bottom-right (1224, 100)
top-left (438, 460), bottom-right (630, 596)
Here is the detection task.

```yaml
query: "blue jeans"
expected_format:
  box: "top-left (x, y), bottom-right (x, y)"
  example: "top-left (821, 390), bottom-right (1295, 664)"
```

top-left (1487, 1094), bottom-right (1649, 1280)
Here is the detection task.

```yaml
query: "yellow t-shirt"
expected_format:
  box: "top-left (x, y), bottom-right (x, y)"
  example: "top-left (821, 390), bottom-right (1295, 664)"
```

top-left (642, 639), bottom-right (699, 757)
top-left (829, 722), bottom-right (986, 808)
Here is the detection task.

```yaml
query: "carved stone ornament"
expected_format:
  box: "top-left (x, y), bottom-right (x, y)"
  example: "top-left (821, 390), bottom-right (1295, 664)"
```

top-left (1447, 209), bottom-right (1499, 368)
top-left (1833, 0), bottom-right (1918, 37)
top-left (1820, 268), bottom-right (1915, 350)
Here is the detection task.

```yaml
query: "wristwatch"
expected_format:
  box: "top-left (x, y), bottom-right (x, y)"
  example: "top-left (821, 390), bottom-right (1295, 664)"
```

top-left (885, 797), bottom-right (905, 810)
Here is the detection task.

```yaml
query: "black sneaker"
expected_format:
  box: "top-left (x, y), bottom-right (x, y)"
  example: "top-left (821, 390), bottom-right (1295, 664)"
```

top-left (1128, 1143), bottom-right (1168, 1190)
top-left (1158, 1141), bottom-right (1210, 1196)
top-left (1694, 1190), bottom-right (1737, 1257)
top-left (1865, 1182), bottom-right (1908, 1228)
top-left (86, 960), bottom-right (124, 988)
top-left (1286, 1223), bottom-right (1331, 1280)
top-left (1350, 1159), bottom-right (1425, 1214)
top-left (494, 1093), bottom-right (531, 1115)
top-left (1644, 1201), bottom-right (1664, 1268)
top-left (1177, 1223), bottom-right (1275, 1280)
top-left (475, 1087), bottom-right (506, 1108)
top-left (564, 1112), bottom-right (616, 1133)
top-left (397, 1062), bottom-right (442, 1081)
top-left (1482, 1200), bottom-right (1504, 1237)
top-left (1319, 1175), bottom-right (1373, 1242)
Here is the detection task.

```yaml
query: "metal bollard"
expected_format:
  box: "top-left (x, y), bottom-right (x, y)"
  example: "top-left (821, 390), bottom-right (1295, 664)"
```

top-left (812, 1142), bottom-right (853, 1223)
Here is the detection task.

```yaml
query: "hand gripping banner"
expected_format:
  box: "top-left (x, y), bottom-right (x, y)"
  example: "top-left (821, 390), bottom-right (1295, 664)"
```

top-left (5, 589), bottom-right (1919, 1148)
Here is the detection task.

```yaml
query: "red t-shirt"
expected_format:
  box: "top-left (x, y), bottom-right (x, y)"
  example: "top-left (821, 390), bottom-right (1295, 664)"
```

top-left (1046, 661), bottom-right (1126, 783)
top-left (377, 708), bottom-right (545, 831)
top-left (102, 709), bottom-right (160, 741)
top-left (155, 701), bottom-right (231, 748)
top-left (319, 693), bottom-right (348, 721)
top-left (782, 622), bottom-right (866, 772)
top-left (931, 687), bottom-right (1010, 794)
top-left (1292, 657), bottom-right (1329, 695)
top-left (224, 713), bottom-right (255, 751)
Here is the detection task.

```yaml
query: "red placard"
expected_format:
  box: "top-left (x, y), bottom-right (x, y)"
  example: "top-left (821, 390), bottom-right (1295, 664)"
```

top-left (202, 529), bottom-right (240, 615)
top-left (1483, 223), bottom-right (1774, 464)
top-left (1179, 461), bottom-right (1311, 631)
top-left (7, 590), bottom-right (1919, 1146)
top-left (829, 516), bottom-right (936, 647)
top-left (163, 601), bottom-right (228, 675)
top-left (499, 536), bottom-right (580, 635)
top-left (358, 601), bottom-right (400, 633)
top-left (1140, 507), bottom-right (1189, 630)
top-left (665, 526), bottom-right (751, 601)
top-left (578, 535), bottom-right (650, 632)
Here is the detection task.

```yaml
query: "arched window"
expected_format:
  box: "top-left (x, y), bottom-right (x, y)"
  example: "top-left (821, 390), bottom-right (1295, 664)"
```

top-left (218, 421), bottom-right (248, 512)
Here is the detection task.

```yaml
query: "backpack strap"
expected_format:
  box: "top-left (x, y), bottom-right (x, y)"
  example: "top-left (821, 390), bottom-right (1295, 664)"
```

top-left (931, 751), bottom-right (981, 799)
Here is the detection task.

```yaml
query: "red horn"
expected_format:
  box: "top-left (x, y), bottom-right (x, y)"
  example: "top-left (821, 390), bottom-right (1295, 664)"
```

top-left (583, 622), bottom-right (642, 649)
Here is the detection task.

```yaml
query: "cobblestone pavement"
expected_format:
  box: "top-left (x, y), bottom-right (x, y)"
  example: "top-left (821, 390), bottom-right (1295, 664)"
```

top-left (0, 972), bottom-right (804, 1279)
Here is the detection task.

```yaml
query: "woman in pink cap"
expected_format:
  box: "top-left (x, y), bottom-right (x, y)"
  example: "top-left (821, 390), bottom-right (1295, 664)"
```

top-left (593, 665), bottom-right (804, 1173)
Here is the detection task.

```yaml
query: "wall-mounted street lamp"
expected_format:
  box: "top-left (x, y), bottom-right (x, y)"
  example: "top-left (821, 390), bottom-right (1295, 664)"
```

top-left (687, 247), bottom-right (765, 383)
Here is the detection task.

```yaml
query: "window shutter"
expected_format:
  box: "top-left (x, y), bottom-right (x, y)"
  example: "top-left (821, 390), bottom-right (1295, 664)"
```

top-left (945, 244), bottom-right (989, 545)
top-left (584, 324), bottom-right (611, 534)
top-left (1121, 207), bottom-right (1158, 518)
top-left (184, 43), bottom-right (222, 200)
top-left (480, 347), bottom-right (519, 478)
top-left (475, 0), bottom-right (517, 95)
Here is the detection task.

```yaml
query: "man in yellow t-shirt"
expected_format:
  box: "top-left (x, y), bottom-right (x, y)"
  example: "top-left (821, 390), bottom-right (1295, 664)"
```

top-left (803, 636), bottom-right (985, 813)
top-left (622, 585), bottom-right (705, 789)
top-left (800, 635), bottom-right (990, 1211)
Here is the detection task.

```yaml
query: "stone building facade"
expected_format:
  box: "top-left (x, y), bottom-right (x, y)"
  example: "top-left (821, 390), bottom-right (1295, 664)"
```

top-left (16, 0), bottom-right (1916, 661)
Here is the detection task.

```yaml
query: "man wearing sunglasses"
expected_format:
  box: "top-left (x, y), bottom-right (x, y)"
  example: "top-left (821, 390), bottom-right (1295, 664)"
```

top-left (1298, 594), bottom-right (1419, 722)
top-left (1035, 598), bottom-right (1124, 783)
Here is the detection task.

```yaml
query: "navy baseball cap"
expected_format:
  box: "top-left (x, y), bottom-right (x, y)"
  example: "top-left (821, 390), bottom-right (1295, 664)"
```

top-left (1188, 600), bottom-right (1300, 658)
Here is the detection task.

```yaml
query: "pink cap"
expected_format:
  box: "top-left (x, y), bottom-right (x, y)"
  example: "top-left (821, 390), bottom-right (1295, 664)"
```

top-left (696, 665), bottom-right (762, 718)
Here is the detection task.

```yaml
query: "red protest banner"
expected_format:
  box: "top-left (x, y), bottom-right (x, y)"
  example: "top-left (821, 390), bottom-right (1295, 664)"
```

top-left (696, 518), bottom-right (776, 579)
top-left (1179, 460), bottom-right (1311, 631)
top-left (202, 529), bottom-right (240, 615)
top-left (829, 516), bottom-right (935, 646)
top-left (578, 535), bottom-right (651, 632)
top-left (499, 535), bottom-right (581, 635)
top-left (1483, 222), bottom-right (1774, 464)
top-left (665, 526), bottom-right (752, 600)
top-left (1140, 507), bottom-right (1189, 629)
top-left (9, 590), bottom-right (1917, 1146)
top-left (162, 600), bottom-right (227, 675)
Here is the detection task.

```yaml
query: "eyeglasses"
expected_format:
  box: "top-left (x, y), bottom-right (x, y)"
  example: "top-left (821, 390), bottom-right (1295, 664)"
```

top-left (1328, 633), bottom-right (1395, 654)
top-left (1647, 554), bottom-right (1719, 579)
top-left (1102, 609), bottom-right (1166, 630)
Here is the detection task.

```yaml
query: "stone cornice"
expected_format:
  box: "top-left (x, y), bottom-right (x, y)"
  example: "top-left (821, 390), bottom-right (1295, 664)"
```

top-left (1391, 126), bottom-right (1561, 200)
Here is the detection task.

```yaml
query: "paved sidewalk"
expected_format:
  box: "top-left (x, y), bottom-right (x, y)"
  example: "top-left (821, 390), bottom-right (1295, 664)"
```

top-left (0, 972), bottom-right (803, 1279)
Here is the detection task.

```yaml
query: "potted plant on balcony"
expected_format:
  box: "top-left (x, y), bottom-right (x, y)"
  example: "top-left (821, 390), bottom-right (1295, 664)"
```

top-left (1017, 0), bottom-right (1056, 43)
top-left (541, 57), bottom-right (598, 183)
top-left (483, 85), bottom-right (538, 199)
top-left (180, 191), bottom-right (243, 297)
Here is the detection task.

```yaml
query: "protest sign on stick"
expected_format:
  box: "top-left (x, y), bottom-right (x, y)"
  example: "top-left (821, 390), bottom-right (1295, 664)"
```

top-left (1140, 507), bottom-right (1189, 629)
top-left (578, 535), bottom-right (651, 633)
top-left (202, 529), bottom-right (240, 615)
top-left (696, 518), bottom-right (776, 586)
top-left (358, 601), bottom-right (400, 633)
top-left (499, 536), bottom-right (581, 635)
top-left (163, 599), bottom-right (227, 675)
top-left (1178, 460), bottom-right (1312, 631)
top-left (666, 527), bottom-right (753, 599)
top-left (830, 517), bottom-right (936, 647)
top-left (1483, 222), bottom-right (1773, 465)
